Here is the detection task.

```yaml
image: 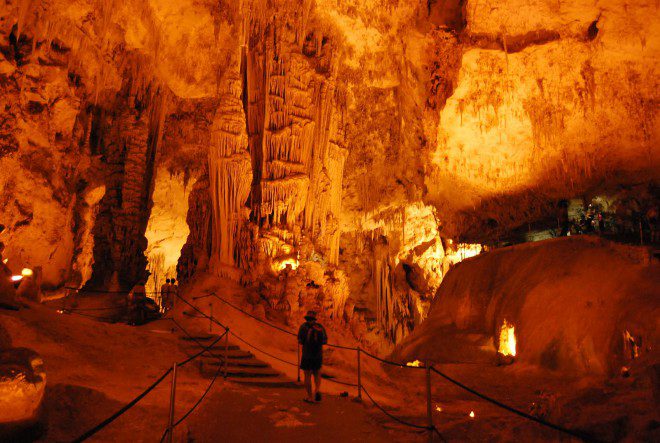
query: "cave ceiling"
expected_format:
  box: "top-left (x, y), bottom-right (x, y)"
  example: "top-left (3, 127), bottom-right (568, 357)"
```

top-left (0, 0), bottom-right (658, 262)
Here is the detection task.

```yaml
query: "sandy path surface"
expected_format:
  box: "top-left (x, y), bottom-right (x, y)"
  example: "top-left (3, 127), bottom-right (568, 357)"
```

top-left (0, 303), bottom-right (419, 442)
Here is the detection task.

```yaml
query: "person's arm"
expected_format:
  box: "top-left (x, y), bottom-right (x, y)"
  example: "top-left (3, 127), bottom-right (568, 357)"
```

top-left (297, 325), bottom-right (305, 345)
top-left (321, 325), bottom-right (328, 345)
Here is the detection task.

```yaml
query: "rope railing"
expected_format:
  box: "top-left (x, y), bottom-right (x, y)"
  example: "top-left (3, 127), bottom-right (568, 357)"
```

top-left (360, 348), bottom-right (425, 370)
top-left (73, 330), bottom-right (227, 442)
top-left (203, 292), bottom-right (357, 351)
top-left (159, 331), bottom-right (229, 443)
top-left (198, 292), bottom-right (297, 336)
top-left (228, 330), bottom-right (299, 367)
top-left (361, 384), bottom-right (430, 430)
top-left (64, 286), bottom-right (161, 295)
top-left (429, 367), bottom-right (594, 441)
top-left (191, 293), bottom-right (596, 441)
top-left (175, 293), bottom-right (227, 330)
top-left (67, 289), bottom-right (596, 442)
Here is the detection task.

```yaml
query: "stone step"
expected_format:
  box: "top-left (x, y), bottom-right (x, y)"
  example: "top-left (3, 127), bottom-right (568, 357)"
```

top-left (229, 376), bottom-right (302, 389)
top-left (180, 342), bottom-right (241, 351)
top-left (196, 349), bottom-right (254, 360)
top-left (200, 356), bottom-right (269, 368)
top-left (180, 333), bottom-right (222, 342)
top-left (200, 362), bottom-right (280, 378)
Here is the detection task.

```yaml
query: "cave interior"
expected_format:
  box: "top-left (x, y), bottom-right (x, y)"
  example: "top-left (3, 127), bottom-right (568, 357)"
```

top-left (0, 0), bottom-right (658, 441)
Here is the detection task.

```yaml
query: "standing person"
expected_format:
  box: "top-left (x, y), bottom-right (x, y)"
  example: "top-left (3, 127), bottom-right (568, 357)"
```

top-left (160, 278), bottom-right (171, 312)
top-left (298, 311), bottom-right (327, 403)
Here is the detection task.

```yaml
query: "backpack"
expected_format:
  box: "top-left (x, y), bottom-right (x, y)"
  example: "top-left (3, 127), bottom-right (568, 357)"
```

top-left (305, 323), bottom-right (325, 353)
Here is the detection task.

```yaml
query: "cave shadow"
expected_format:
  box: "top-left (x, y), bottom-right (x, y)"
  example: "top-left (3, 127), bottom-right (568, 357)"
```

top-left (37, 383), bottom-right (125, 442)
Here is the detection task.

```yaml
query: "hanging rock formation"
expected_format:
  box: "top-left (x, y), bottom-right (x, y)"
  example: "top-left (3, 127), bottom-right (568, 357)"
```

top-left (208, 54), bottom-right (252, 277)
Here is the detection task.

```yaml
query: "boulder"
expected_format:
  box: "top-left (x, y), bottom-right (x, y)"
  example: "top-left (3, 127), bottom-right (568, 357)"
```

top-left (0, 348), bottom-right (46, 438)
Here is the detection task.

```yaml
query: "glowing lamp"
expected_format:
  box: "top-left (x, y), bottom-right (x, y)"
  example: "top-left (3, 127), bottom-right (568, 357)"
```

top-left (21, 268), bottom-right (33, 277)
top-left (11, 275), bottom-right (23, 282)
top-left (2, 258), bottom-right (7, 264)
top-left (498, 319), bottom-right (517, 357)
top-left (406, 360), bottom-right (422, 367)
top-left (469, 411), bottom-right (475, 418)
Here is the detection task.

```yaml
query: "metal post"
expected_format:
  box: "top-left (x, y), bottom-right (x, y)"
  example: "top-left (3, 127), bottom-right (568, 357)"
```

top-left (357, 347), bottom-right (362, 400)
top-left (297, 342), bottom-right (301, 382)
top-left (167, 362), bottom-right (178, 443)
top-left (426, 362), bottom-right (433, 442)
top-left (209, 302), bottom-right (213, 333)
top-left (223, 328), bottom-right (229, 378)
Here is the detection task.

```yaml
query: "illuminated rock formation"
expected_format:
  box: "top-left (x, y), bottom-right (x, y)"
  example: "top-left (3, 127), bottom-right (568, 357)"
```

top-left (0, 0), bottom-right (657, 344)
top-left (396, 236), bottom-right (659, 374)
top-left (208, 54), bottom-right (252, 276)
top-left (0, 347), bottom-right (46, 432)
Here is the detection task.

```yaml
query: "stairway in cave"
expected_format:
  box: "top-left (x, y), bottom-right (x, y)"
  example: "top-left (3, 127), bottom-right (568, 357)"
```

top-left (178, 334), bottom-right (300, 388)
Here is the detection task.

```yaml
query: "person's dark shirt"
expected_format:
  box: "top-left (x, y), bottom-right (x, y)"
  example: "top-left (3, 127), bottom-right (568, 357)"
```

top-left (298, 321), bottom-right (327, 359)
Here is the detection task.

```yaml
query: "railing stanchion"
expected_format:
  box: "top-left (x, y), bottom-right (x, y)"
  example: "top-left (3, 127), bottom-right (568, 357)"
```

top-left (224, 328), bottom-right (230, 378)
top-left (167, 362), bottom-right (178, 443)
top-left (209, 302), bottom-right (213, 333)
top-left (426, 362), bottom-right (433, 442)
top-left (357, 347), bottom-right (362, 400)
top-left (297, 341), bottom-right (301, 382)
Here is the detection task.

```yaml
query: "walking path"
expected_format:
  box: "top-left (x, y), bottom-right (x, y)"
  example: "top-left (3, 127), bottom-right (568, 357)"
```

top-left (0, 302), bottom-right (420, 442)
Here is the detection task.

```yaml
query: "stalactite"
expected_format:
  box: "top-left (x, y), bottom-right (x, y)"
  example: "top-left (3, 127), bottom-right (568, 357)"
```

top-left (244, 4), bottom-right (343, 236)
top-left (208, 52), bottom-right (253, 276)
top-left (373, 237), bottom-right (395, 340)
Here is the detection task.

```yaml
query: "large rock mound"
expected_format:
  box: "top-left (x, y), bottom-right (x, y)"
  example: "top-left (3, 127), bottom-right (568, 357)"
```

top-left (0, 347), bottom-right (46, 438)
top-left (395, 236), bottom-right (659, 375)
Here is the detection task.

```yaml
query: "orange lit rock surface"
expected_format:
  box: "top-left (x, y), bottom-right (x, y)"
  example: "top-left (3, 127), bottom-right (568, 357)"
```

top-left (396, 236), bottom-right (659, 374)
top-left (0, 347), bottom-right (46, 427)
top-left (0, 0), bottom-right (657, 341)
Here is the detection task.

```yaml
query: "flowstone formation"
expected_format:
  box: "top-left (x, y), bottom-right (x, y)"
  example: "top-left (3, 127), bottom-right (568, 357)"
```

top-left (0, 0), bottom-right (658, 346)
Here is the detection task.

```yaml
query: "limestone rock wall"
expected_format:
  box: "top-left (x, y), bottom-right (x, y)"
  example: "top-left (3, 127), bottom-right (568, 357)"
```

top-left (0, 0), bottom-right (657, 345)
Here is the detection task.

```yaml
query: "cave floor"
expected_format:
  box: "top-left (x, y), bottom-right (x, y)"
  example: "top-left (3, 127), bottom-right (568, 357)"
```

top-left (2, 282), bottom-right (656, 442)
top-left (0, 302), bottom-right (418, 442)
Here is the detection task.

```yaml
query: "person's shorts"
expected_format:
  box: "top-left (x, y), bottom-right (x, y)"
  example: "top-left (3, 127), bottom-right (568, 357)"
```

top-left (300, 355), bottom-right (322, 371)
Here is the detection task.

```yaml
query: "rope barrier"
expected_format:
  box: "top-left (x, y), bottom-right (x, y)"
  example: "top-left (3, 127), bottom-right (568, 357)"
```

top-left (179, 303), bottom-right (360, 387)
top-left (175, 293), bottom-right (227, 330)
top-left (321, 376), bottom-right (358, 388)
top-left (361, 384), bottom-right (430, 431)
top-left (160, 333), bottom-right (229, 443)
top-left (429, 367), bottom-right (594, 441)
top-left (72, 367), bottom-right (173, 442)
top-left (69, 290), bottom-right (594, 442)
top-left (174, 355), bottom-right (224, 427)
top-left (360, 348), bottom-right (425, 369)
top-left (203, 295), bottom-right (589, 441)
top-left (73, 330), bottom-right (227, 442)
top-left (64, 286), bottom-right (161, 295)
top-left (206, 292), bottom-right (357, 350)
top-left (59, 310), bottom-right (116, 322)
top-left (206, 292), bottom-right (296, 336)
top-left (228, 330), bottom-right (299, 367)
top-left (432, 425), bottom-right (448, 443)
top-left (167, 318), bottom-right (223, 363)
top-left (61, 306), bottom-right (122, 312)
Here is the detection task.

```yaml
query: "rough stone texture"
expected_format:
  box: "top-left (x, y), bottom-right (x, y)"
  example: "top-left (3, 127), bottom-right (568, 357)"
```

top-left (396, 237), bottom-right (660, 374)
top-left (0, 347), bottom-right (46, 429)
top-left (0, 1), bottom-right (657, 342)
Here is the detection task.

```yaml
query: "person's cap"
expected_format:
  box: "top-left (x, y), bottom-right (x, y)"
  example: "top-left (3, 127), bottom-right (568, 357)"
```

top-left (304, 310), bottom-right (317, 320)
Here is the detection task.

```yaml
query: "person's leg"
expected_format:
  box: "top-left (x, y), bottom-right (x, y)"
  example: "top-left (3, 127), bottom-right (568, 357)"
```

top-left (313, 369), bottom-right (322, 401)
top-left (304, 370), bottom-right (313, 401)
